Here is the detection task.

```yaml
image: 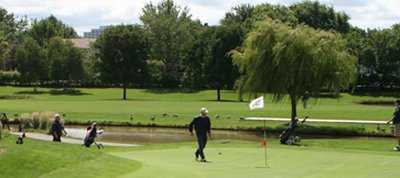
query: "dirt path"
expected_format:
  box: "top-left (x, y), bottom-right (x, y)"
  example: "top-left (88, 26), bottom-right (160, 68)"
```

top-left (10, 132), bottom-right (141, 147)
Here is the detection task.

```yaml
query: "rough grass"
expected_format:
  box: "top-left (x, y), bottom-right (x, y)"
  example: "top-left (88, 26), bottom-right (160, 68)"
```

top-left (0, 86), bottom-right (397, 132)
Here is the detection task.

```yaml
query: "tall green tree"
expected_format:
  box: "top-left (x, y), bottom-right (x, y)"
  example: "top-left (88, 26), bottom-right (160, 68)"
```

top-left (208, 25), bottom-right (241, 101)
top-left (251, 3), bottom-right (298, 25)
top-left (0, 7), bottom-right (26, 41)
top-left (47, 37), bottom-right (84, 86)
top-left (0, 33), bottom-right (10, 69)
top-left (0, 7), bottom-right (27, 70)
top-left (222, 4), bottom-right (255, 33)
top-left (29, 15), bottom-right (77, 47)
top-left (357, 26), bottom-right (400, 89)
top-left (232, 20), bottom-right (357, 122)
top-left (182, 23), bottom-right (213, 89)
top-left (140, 0), bottom-right (195, 87)
top-left (15, 37), bottom-right (48, 90)
top-left (93, 25), bottom-right (148, 100)
top-left (206, 4), bottom-right (257, 100)
top-left (290, 1), bottom-right (350, 33)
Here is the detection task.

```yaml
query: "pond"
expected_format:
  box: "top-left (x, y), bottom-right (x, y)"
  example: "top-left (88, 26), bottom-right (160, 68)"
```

top-left (65, 126), bottom-right (265, 144)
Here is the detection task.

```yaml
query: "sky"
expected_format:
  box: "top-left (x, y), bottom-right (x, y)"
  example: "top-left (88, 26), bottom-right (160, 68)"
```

top-left (1, 0), bottom-right (399, 36)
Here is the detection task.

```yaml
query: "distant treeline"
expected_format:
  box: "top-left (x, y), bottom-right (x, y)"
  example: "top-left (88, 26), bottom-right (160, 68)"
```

top-left (1, 0), bottom-right (400, 93)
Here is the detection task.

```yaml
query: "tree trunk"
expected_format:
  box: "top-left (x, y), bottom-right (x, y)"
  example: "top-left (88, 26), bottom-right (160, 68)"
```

top-left (217, 88), bottom-right (221, 101)
top-left (290, 94), bottom-right (297, 123)
top-left (122, 82), bottom-right (127, 100)
top-left (33, 84), bottom-right (38, 93)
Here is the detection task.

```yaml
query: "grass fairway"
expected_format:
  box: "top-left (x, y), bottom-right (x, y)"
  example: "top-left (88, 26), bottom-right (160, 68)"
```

top-left (1, 133), bottom-right (400, 178)
top-left (0, 86), bottom-right (397, 130)
top-left (113, 139), bottom-right (400, 178)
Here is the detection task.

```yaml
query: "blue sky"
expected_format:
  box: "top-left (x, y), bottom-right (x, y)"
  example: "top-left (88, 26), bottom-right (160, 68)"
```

top-left (1, 0), bottom-right (399, 36)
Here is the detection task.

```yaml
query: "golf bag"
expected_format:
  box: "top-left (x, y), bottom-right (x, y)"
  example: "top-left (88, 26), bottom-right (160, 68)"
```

top-left (83, 127), bottom-right (104, 149)
top-left (279, 117), bottom-right (307, 145)
top-left (16, 132), bottom-right (26, 144)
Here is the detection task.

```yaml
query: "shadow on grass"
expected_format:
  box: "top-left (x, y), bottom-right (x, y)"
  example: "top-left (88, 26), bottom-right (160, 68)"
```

top-left (14, 88), bottom-right (91, 96)
top-left (0, 94), bottom-right (31, 100)
top-left (14, 90), bottom-right (47, 95)
top-left (351, 91), bottom-right (400, 98)
top-left (144, 88), bottom-right (201, 94)
top-left (103, 98), bottom-right (153, 101)
top-left (356, 100), bottom-right (394, 106)
top-left (312, 93), bottom-right (342, 99)
top-left (49, 89), bottom-right (90, 96)
top-left (203, 99), bottom-right (246, 103)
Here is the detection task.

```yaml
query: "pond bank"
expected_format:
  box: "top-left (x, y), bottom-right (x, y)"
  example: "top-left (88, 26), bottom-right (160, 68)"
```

top-left (10, 131), bottom-right (141, 147)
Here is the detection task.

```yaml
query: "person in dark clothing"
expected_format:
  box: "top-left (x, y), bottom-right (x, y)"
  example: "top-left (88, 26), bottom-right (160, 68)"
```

top-left (51, 114), bottom-right (67, 142)
top-left (0, 113), bottom-right (10, 130)
top-left (189, 107), bottom-right (211, 162)
top-left (387, 100), bottom-right (400, 151)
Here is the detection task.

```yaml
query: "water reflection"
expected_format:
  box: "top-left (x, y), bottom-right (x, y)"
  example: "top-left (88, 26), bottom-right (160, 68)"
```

top-left (65, 126), bottom-right (263, 144)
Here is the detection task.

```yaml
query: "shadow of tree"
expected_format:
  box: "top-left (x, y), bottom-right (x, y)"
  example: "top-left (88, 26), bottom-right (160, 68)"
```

top-left (203, 99), bottom-right (246, 103)
top-left (144, 88), bottom-right (201, 94)
top-left (0, 95), bottom-right (31, 100)
top-left (356, 100), bottom-right (394, 106)
top-left (49, 88), bottom-right (91, 96)
top-left (351, 91), bottom-right (400, 98)
top-left (14, 88), bottom-right (91, 96)
top-left (14, 91), bottom-right (47, 95)
top-left (311, 93), bottom-right (342, 99)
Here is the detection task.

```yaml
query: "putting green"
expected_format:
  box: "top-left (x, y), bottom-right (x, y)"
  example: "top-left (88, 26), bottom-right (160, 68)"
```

top-left (113, 145), bottom-right (399, 178)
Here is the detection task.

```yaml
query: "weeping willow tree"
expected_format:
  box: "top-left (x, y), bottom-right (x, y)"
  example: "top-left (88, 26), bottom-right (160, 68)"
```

top-left (232, 20), bottom-right (357, 122)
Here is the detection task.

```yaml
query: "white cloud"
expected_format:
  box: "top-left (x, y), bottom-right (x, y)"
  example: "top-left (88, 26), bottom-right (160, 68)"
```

top-left (1, 0), bottom-right (399, 35)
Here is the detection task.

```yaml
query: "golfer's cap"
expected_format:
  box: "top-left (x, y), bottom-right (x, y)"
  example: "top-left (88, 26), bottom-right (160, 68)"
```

top-left (200, 107), bottom-right (208, 114)
top-left (54, 113), bottom-right (60, 118)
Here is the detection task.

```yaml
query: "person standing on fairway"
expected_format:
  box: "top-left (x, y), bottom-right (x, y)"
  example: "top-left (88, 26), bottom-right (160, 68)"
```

top-left (189, 107), bottom-right (211, 162)
top-left (387, 100), bottom-right (400, 151)
top-left (51, 114), bottom-right (67, 142)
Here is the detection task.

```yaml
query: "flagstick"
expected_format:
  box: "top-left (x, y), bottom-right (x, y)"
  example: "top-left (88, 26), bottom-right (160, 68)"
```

top-left (263, 119), bottom-right (267, 168)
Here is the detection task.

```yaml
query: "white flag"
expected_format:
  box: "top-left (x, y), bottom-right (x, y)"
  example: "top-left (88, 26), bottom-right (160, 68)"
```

top-left (249, 96), bottom-right (264, 110)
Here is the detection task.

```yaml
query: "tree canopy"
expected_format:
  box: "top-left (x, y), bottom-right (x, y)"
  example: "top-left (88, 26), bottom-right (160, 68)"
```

top-left (29, 15), bottom-right (78, 47)
top-left (140, 0), bottom-right (197, 87)
top-left (290, 1), bottom-right (350, 33)
top-left (47, 37), bottom-right (84, 84)
top-left (232, 20), bottom-right (357, 120)
top-left (15, 37), bottom-right (48, 85)
top-left (94, 25), bottom-right (149, 100)
top-left (0, 7), bottom-right (26, 70)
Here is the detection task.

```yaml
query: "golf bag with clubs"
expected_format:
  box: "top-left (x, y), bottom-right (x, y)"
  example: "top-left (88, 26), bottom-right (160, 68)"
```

top-left (279, 116), bottom-right (308, 145)
top-left (83, 126), bottom-right (104, 149)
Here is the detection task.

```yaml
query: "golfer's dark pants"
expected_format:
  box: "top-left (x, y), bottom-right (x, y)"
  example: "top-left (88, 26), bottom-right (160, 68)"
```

top-left (53, 133), bottom-right (61, 142)
top-left (195, 133), bottom-right (208, 159)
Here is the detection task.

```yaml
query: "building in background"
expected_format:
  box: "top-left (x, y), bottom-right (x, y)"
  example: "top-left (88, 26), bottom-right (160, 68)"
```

top-left (83, 26), bottom-right (110, 38)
